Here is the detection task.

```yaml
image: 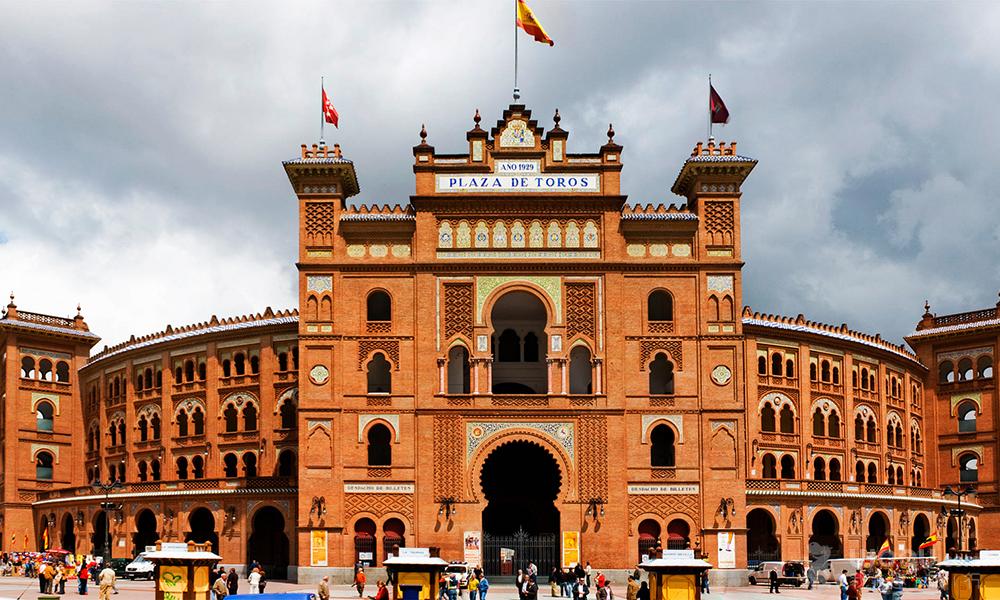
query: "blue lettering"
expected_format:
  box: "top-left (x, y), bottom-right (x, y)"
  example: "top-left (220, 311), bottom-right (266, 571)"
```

top-left (448, 178), bottom-right (458, 187)
top-left (534, 177), bottom-right (544, 187)
top-left (580, 177), bottom-right (590, 187)
top-left (492, 178), bottom-right (502, 187)
top-left (521, 177), bottom-right (529, 187)
top-left (567, 177), bottom-right (578, 187)
top-left (545, 177), bottom-right (556, 187)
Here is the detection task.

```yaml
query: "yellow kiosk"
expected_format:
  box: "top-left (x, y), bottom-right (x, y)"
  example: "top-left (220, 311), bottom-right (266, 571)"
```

top-left (384, 549), bottom-right (449, 600)
top-left (939, 551), bottom-right (1000, 600)
top-left (640, 550), bottom-right (713, 600)
top-left (144, 541), bottom-right (222, 600)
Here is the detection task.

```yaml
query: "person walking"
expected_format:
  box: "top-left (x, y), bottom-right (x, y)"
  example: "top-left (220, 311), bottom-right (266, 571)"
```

top-left (585, 563), bottom-right (592, 589)
top-left (468, 573), bottom-right (479, 600)
top-left (635, 582), bottom-right (648, 600)
top-left (257, 569), bottom-right (267, 594)
top-left (53, 566), bottom-right (64, 596)
top-left (317, 575), bottom-right (330, 600)
top-left (226, 568), bottom-right (239, 596)
top-left (78, 561), bottom-right (90, 595)
top-left (247, 568), bottom-right (261, 594)
top-left (478, 575), bottom-right (490, 600)
top-left (937, 570), bottom-right (948, 600)
top-left (847, 581), bottom-right (860, 600)
top-left (806, 566), bottom-right (815, 591)
top-left (98, 563), bottom-right (116, 600)
top-left (212, 573), bottom-right (229, 600)
top-left (768, 567), bottom-right (779, 594)
top-left (626, 575), bottom-right (638, 600)
top-left (369, 580), bottom-right (390, 600)
top-left (550, 567), bottom-right (560, 597)
top-left (839, 569), bottom-right (850, 600)
top-left (699, 572), bottom-right (709, 595)
top-left (354, 567), bottom-right (368, 598)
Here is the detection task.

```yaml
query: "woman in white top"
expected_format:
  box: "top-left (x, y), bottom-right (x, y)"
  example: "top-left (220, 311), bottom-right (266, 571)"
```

top-left (248, 568), bottom-right (262, 594)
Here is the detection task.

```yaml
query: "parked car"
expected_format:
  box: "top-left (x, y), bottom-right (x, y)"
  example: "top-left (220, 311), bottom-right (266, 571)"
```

top-left (748, 561), bottom-right (806, 587)
top-left (110, 558), bottom-right (132, 577)
top-left (445, 562), bottom-right (471, 587)
top-left (125, 553), bottom-right (155, 580)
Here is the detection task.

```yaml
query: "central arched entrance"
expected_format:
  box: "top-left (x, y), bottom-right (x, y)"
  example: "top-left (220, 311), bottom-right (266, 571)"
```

top-left (247, 506), bottom-right (289, 580)
top-left (911, 514), bottom-right (930, 557)
top-left (866, 512), bottom-right (890, 555)
top-left (185, 508), bottom-right (218, 555)
top-left (490, 291), bottom-right (548, 394)
top-left (808, 509), bottom-right (843, 563)
top-left (133, 510), bottom-right (158, 556)
top-left (481, 441), bottom-right (560, 577)
top-left (91, 511), bottom-right (108, 558)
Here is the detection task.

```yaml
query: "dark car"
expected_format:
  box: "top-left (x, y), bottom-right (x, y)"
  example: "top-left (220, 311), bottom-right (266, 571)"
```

top-left (110, 558), bottom-right (132, 577)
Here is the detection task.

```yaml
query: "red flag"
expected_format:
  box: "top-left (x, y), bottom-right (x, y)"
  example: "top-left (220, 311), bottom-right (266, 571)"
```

top-left (322, 87), bottom-right (339, 128)
top-left (710, 84), bottom-right (730, 124)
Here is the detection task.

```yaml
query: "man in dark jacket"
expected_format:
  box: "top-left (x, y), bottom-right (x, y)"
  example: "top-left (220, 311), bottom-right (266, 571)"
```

top-left (768, 568), bottom-right (780, 594)
top-left (226, 568), bottom-right (239, 595)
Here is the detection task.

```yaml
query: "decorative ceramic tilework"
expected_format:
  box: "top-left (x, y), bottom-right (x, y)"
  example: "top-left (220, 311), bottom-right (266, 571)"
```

top-left (499, 119), bottom-right (534, 148)
top-left (641, 414), bottom-right (683, 443)
top-left (649, 244), bottom-right (668, 257)
top-left (672, 244), bottom-right (691, 257)
top-left (707, 275), bottom-right (734, 293)
top-left (391, 245), bottom-right (411, 257)
top-left (347, 245), bottom-right (365, 258)
top-left (475, 276), bottom-right (562, 323)
top-left (370, 245), bottom-right (388, 258)
top-left (467, 421), bottom-right (574, 459)
top-left (627, 244), bottom-right (645, 257)
top-left (307, 276), bottom-right (333, 294)
top-left (309, 365), bottom-right (330, 385)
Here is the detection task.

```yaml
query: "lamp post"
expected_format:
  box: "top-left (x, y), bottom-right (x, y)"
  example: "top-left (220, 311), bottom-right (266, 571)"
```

top-left (91, 479), bottom-right (123, 564)
top-left (944, 484), bottom-right (976, 556)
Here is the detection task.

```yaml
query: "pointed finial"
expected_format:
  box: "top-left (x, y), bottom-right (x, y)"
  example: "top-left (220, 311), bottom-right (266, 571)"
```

top-left (76, 303), bottom-right (82, 317)
top-left (8, 291), bottom-right (13, 306)
top-left (922, 300), bottom-right (932, 319)
top-left (607, 123), bottom-right (615, 143)
top-left (513, 87), bottom-right (521, 101)
top-left (473, 109), bottom-right (481, 127)
top-left (553, 109), bottom-right (561, 127)
top-left (419, 124), bottom-right (427, 144)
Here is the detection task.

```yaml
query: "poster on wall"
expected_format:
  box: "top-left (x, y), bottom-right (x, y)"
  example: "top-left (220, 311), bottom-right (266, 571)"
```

top-left (717, 532), bottom-right (736, 569)
top-left (310, 530), bottom-right (328, 566)
top-left (464, 531), bottom-right (482, 567)
top-left (562, 531), bottom-right (580, 568)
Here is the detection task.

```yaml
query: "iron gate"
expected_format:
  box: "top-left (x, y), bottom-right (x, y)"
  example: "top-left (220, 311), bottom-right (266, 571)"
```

top-left (482, 527), bottom-right (559, 579)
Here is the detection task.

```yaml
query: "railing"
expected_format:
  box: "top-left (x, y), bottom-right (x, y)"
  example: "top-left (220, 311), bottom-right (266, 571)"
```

top-left (760, 374), bottom-right (798, 388)
top-left (812, 435), bottom-right (845, 448)
top-left (220, 374), bottom-right (260, 387)
top-left (432, 394), bottom-right (607, 409)
top-left (747, 479), bottom-right (937, 498)
top-left (18, 311), bottom-right (74, 328)
top-left (273, 371), bottom-right (298, 383)
top-left (34, 475), bottom-right (295, 501)
top-left (173, 380), bottom-right (206, 393)
top-left (935, 308), bottom-right (999, 327)
top-left (810, 381), bottom-right (842, 394)
top-left (759, 432), bottom-right (800, 445)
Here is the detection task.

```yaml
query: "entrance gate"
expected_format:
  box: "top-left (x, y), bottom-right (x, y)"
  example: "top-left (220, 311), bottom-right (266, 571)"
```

top-left (482, 527), bottom-right (558, 579)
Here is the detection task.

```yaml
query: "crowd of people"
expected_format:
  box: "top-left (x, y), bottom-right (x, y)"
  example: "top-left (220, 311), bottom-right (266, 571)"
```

top-left (0, 552), bottom-right (117, 599)
top-left (209, 560), bottom-right (270, 598)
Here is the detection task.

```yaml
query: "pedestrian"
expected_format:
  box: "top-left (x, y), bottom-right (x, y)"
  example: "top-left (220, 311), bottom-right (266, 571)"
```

top-left (54, 566), bottom-right (64, 596)
top-left (700, 572), bottom-right (709, 595)
top-left (226, 568), bottom-right (239, 596)
top-left (78, 561), bottom-right (90, 595)
top-left (551, 567), bottom-right (561, 597)
top-left (257, 569), bottom-right (267, 594)
top-left (847, 582), bottom-right (860, 600)
top-left (585, 563), bottom-right (592, 589)
top-left (891, 575), bottom-right (903, 600)
top-left (369, 580), bottom-right (389, 600)
top-left (596, 572), bottom-right (605, 590)
top-left (525, 575), bottom-right (538, 600)
top-left (839, 569), bottom-right (850, 600)
top-left (212, 573), bottom-right (230, 600)
top-left (355, 567), bottom-right (367, 598)
top-left (807, 566), bottom-right (815, 591)
top-left (596, 582), bottom-right (608, 600)
top-left (626, 576), bottom-right (638, 600)
top-left (937, 570), bottom-right (948, 600)
top-left (879, 577), bottom-right (892, 600)
top-left (247, 567), bottom-right (261, 594)
top-left (632, 567), bottom-right (640, 583)
top-left (98, 563), bottom-right (116, 600)
top-left (317, 575), bottom-right (331, 600)
top-left (478, 575), bottom-right (490, 600)
top-left (469, 572), bottom-right (480, 600)
top-left (635, 582), bottom-right (648, 600)
top-left (768, 567), bottom-right (779, 594)
top-left (39, 561), bottom-right (48, 593)
top-left (855, 569), bottom-right (865, 591)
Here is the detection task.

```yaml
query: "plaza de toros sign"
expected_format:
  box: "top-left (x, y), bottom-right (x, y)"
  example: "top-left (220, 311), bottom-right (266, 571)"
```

top-left (435, 160), bottom-right (600, 193)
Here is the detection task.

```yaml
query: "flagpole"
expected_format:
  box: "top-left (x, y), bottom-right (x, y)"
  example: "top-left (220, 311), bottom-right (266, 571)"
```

top-left (320, 76), bottom-right (325, 146)
top-left (513, 0), bottom-right (520, 101)
top-left (708, 73), bottom-right (713, 141)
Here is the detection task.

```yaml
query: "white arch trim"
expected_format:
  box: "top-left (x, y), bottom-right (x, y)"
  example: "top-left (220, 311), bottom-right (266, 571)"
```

top-left (642, 414), bottom-right (683, 444)
top-left (358, 414), bottom-right (400, 443)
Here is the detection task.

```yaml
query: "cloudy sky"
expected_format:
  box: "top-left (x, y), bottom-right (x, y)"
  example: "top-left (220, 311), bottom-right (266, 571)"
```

top-left (2, 1), bottom-right (999, 351)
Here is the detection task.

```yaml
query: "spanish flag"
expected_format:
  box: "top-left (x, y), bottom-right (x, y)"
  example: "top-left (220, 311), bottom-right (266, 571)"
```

top-left (516, 0), bottom-right (554, 46)
top-left (919, 534), bottom-right (939, 550)
top-left (42, 527), bottom-right (49, 550)
top-left (877, 539), bottom-right (891, 557)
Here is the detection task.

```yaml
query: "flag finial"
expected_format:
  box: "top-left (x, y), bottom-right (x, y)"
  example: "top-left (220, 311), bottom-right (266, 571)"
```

top-left (607, 123), bottom-right (615, 144)
top-left (474, 109), bottom-right (481, 128)
top-left (513, 87), bottom-right (521, 101)
top-left (553, 109), bottom-right (561, 127)
top-left (419, 124), bottom-right (428, 145)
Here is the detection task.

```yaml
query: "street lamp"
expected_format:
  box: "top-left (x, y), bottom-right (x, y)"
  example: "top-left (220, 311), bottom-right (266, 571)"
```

top-left (91, 478), bottom-right (123, 564)
top-left (943, 485), bottom-right (976, 556)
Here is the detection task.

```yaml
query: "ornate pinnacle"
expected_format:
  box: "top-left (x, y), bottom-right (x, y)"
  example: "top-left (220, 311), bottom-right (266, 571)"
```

top-left (553, 109), bottom-right (561, 127)
top-left (607, 123), bottom-right (615, 143)
top-left (419, 124), bottom-right (427, 144)
top-left (473, 109), bottom-right (481, 128)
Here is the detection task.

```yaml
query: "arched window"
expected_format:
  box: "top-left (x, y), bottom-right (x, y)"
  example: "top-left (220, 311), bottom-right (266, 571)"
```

top-left (143, 368), bottom-right (153, 390)
top-left (886, 423), bottom-right (896, 447)
top-left (136, 374), bottom-right (144, 391)
top-left (176, 457), bottom-right (189, 480)
top-left (523, 332), bottom-right (540, 362)
top-left (650, 424), bottom-right (676, 467)
top-left (156, 370), bottom-right (162, 388)
top-left (761, 403), bottom-right (776, 432)
top-left (648, 353), bottom-right (674, 395)
top-left (887, 467), bottom-right (896, 485)
top-left (960, 453), bottom-right (979, 483)
top-left (55, 362), bottom-right (70, 383)
top-left (109, 423), bottom-right (118, 447)
top-left (118, 421), bottom-right (126, 446)
top-left (867, 462), bottom-right (877, 483)
top-left (249, 356), bottom-right (259, 375)
top-left (36, 451), bottom-right (54, 480)
top-left (222, 359), bottom-right (231, 378)
top-left (447, 346), bottom-right (471, 394)
top-left (277, 352), bottom-right (289, 372)
top-left (292, 347), bottom-right (299, 370)
top-left (812, 408), bottom-right (825, 437)
top-left (192, 407), bottom-right (204, 435)
top-left (151, 414), bottom-right (161, 440)
top-left (809, 362), bottom-right (817, 381)
top-left (197, 361), bottom-right (206, 380)
top-left (223, 404), bottom-right (238, 432)
top-left (39, 359), bottom-right (53, 381)
top-left (896, 466), bottom-right (904, 485)
top-left (829, 458), bottom-right (842, 481)
top-left (813, 457), bottom-right (826, 481)
top-left (367, 353), bottom-right (392, 394)
top-left (866, 418), bottom-right (877, 443)
top-left (779, 405), bottom-right (794, 434)
top-left (192, 456), bottom-right (205, 479)
top-left (647, 290), bottom-right (673, 322)
top-left (184, 360), bottom-right (195, 382)
top-left (860, 368), bottom-right (869, 389)
top-left (367, 424), bottom-right (392, 466)
top-left (36, 402), bottom-right (54, 431)
top-left (785, 359), bottom-right (795, 378)
top-left (821, 360), bottom-right (830, 382)
top-left (174, 366), bottom-right (183, 382)
top-left (855, 461), bottom-right (865, 483)
top-left (276, 450), bottom-right (296, 477)
top-left (915, 470), bottom-right (922, 486)
top-left (979, 356), bottom-right (994, 379)
top-left (780, 455), bottom-right (795, 479)
top-left (242, 403), bottom-right (258, 432)
top-left (137, 461), bottom-right (148, 482)
top-left (958, 358), bottom-right (974, 382)
top-left (828, 411), bottom-right (840, 438)
top-left (234, 354), bottom-right (246, 376)
top-left (762, 454), bottom-right (777, 479)
top-left (177, 411), bottom-right (189, 437)
top-left (151, 460), bottom-right (161, 481)
top-left (939, 361), bottom-right (954, 383)
top-left (20, 357), bottom-right (35, 378)
top-left (223, 453), bottom-right (238, 478)
top-left (280, 400), bottom-right (296, 429)
top-left (854, 414), bottom-right (864, 441)
top-left (569, 346), bottom-right (592, 394)
top-left (138, 416), bottom-right (148, 442)
top-left (367, 290), bottom-right (392, 322)
top-left (771, 354), bottom-right (782, 377)
top-left (243, 452), bottom-right (257, 477)
top-left (757, 356), bottom-right (766, 376)
top-left (498, 329), bottom-right (521, 362)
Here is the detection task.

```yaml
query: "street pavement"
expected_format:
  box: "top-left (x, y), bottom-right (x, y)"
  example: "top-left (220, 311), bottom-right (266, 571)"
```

top-left (0, 578), bottom-right (943, 600)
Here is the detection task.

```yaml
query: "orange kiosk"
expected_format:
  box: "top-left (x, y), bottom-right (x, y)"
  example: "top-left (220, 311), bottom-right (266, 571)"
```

top-left (144, 541), bottom-right (222, 600)
top-left (384, 549), bottom-right (449, 600)
top-left (640, 550), bottom-right (713, 600)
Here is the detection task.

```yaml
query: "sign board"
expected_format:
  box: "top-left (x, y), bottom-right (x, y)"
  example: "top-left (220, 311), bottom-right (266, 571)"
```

top-left (161, 542), bottom-right (189, 553)
top-left (310, 530), bottom-right (328, 566)
top-left (359, 552), bottom-right (374, 561)
top-left (344, 483), bottom-right (415, 494)
top-left (436, 173), bottom-right (600, 194)
top-left (662, 549), bottom-right (695, 559)
top-left (399, 547), bottom-right (431, 559)
top-left (717, 532), bottom-right (736, 569)
top-left (464, 532), bottom-right (482, 567)
top-left (562, 531), bottom-right (580, 568)
top-left (641, 554), bottom-right (650, 564)
top-left (627, 484), bottom-right (700, 495)
top-left (982, 551), bottom-right (1000, 560)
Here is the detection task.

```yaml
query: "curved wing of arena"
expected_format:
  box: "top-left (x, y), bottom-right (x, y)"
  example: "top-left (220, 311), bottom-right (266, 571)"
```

top-left (1, 103), bottom-right (996, 584)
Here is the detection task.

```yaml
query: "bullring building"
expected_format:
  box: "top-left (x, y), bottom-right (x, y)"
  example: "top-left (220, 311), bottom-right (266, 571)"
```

top-left (1, 103), bottom-right (997, 584)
